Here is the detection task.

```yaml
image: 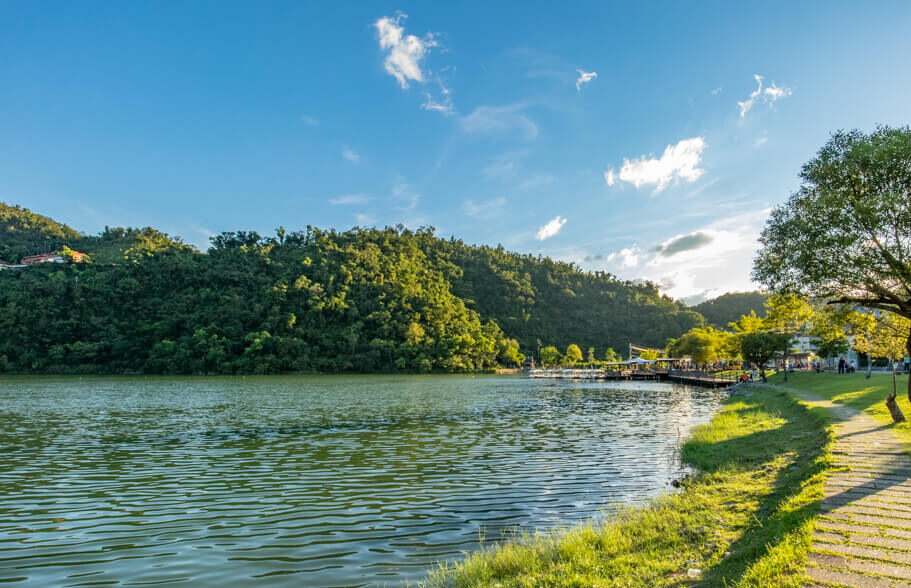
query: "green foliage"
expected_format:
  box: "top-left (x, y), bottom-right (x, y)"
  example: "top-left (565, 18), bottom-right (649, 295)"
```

top-left (423, 238), bottom-right (705, 357)
top-left (563, 343), bottom-right (583, 364)
top-left (691, 291), bottom-right (768, 328)
top-left (0, 206), bottom-right (710, 374)
top-left (604, 347), bottom-right (621, 362)
top-left (668, 326), bottom-right (738, 364)
top-left (730, 310), bottom-right (766, 334)
top-left (72, 226), bottom-right (196, 263)
top-left (639, 348), bottom-right (660, 360)
top-left (0, 202), bottom-right (81, 262)
top-left (755, 127), bottom-right (911, 317)
top-left (540, 346), bottom-right (561, 367)
top-left (421, 388), bottom-right (830, 587)
top-left (740, 332), bottom-right (791, 380)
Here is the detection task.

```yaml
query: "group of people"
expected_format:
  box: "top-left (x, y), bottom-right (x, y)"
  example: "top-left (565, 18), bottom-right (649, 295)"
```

top-left (837, 357), bottom-right (856, 374)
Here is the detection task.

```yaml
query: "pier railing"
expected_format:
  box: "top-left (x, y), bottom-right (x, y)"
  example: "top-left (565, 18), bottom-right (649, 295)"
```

top-left (667, 368), bottom-right (739, 388)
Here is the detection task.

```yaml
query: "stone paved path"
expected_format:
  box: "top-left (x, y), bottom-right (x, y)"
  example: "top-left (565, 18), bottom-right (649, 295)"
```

top-left (770, 384), bottom-right (911, 587)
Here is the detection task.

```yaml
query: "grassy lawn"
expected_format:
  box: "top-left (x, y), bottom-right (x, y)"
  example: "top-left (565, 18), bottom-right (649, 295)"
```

top-left (417, 388), bottom-right (830, 587)
top-left (768, 370), bottom-right (911, 449)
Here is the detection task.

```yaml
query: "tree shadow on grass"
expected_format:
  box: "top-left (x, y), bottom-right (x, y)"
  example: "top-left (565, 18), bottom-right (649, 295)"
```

top-left (681, 388), bottom-right (831, 586)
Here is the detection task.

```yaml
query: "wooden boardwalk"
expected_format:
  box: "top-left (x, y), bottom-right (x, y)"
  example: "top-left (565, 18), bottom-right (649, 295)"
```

top-left (774, 384), bottom-right (911, 587)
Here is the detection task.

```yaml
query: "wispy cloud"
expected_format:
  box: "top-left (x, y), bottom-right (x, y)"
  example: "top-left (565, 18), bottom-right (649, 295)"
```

top-left (711, 87), bottom-right (723, 96)
top-left (300, 115), bottom-right (320, 126)
top-left (342, 146), bottom-right (360, 163)
top-left (460, 103), bottom-right (538, 140)
top-left (575, 69), bottom-right (597, 91)
top-left (374, 14), bottom-right (436, 88)
top-left (535, 215), bottom-right (567, 240)
top-left (738, 75), bottom-right (792, 117)
top-left (462, 197), bottom-right (507, 218)
top-left (374, 13), bottom-right (453, 115)
top-left (329, 194), bottom-right (369, 205)
top-left (604, 137), bottom-right (706, 193)
top-left (483, 149), bottom-right (529, 178)
top-left (393, 178), bottom-right (420, 211)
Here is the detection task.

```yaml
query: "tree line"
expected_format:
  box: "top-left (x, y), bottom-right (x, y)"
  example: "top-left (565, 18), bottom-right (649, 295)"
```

top-left (0, 211), bottom-right (709, 375)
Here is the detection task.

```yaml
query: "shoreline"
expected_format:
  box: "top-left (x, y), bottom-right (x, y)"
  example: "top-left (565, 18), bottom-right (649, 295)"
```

top-left (417, 382), bottom-right (833, 587)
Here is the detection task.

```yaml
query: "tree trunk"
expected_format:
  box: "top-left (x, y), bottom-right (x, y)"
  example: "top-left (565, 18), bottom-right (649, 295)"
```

top-left (867, 352), bottom-right (873, 379)
top-left (760, 367), bottom-right (767, 383)
top-left (887, 390), bottom-right (906, 423)
top-left (782, 351), bottom-right (789, 382)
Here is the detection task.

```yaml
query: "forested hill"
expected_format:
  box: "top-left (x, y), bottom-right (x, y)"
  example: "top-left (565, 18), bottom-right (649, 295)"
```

top-left (0, 205), bottom-right (705, 374)
top-left (689, 291), bottom-right (768, 328)
top-left (0, 202), bottom-right (193, 263)
top-left (0, 203), bottom-right (81, 262)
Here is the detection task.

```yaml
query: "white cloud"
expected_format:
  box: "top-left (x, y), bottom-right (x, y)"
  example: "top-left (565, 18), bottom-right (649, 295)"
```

top-left (575, 69), bottom-right (597, 91)
top-left (592, 210), bottom-right (772, 300)
top-left (764, 82), bottom-right (792, 102)
top-left (711, 87), bottom-right (723, 95)
top-left (606, 246), bottom-right (644, 269)
top-left (462, 197), bottom-right (507, 218)
top-left (300, 115), bottom-right (320, 126)
top-left (738, 75), bottom-right (764, 117)
top-left (535, 216), bottom-right (567, 241)
top-left (422, 92), bottom-right (453, 114)
top-left (738, 75), bottom-right (791, 117)
top-left (342, 146), bottom-right (360, 163)
top-left (374, 14), bottom-right (436, 89)
top-left (604, 137), bottom-right (706, 193)
top-left (755, 135), bottom-right (768, 147)
top-left (460, 104), bottom-right (538, 140)
top-left (330, 194), bottom-right (369, 205)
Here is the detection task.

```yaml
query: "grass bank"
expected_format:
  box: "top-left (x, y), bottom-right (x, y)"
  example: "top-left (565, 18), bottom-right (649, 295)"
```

top-left (768, 370), bottom-right (911, 449)
top-left (418, 387), bottom-right (831, 587)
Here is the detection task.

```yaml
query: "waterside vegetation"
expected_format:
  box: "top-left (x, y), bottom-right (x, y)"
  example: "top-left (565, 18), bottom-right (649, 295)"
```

top-left (419, 386), bottom-right (831, 587)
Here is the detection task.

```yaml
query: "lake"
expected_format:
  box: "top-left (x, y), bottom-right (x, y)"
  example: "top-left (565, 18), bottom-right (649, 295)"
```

top-left (0, 375), bottom-right (724, 587)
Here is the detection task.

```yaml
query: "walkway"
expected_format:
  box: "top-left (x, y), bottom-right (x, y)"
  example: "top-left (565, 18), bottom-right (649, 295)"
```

top-left (772, 384), bottom-right (911, 587)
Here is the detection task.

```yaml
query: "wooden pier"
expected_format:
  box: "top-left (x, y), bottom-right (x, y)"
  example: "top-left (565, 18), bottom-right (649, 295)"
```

top-left (528, 368), bottom-right (738, 388)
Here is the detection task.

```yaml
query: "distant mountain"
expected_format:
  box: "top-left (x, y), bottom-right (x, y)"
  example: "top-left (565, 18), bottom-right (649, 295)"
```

top-left (689, 291), bottom-right (768, 328)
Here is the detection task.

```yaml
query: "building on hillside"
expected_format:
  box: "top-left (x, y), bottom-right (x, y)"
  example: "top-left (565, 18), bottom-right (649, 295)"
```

top-left (66, 250), bottom-right (87, 263)
top-left (20, 253), bottom-right (66, 265)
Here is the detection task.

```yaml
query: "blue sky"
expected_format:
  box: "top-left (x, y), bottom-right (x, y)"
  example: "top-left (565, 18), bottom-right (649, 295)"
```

top-left (2, 1), bottom-right (910, 302)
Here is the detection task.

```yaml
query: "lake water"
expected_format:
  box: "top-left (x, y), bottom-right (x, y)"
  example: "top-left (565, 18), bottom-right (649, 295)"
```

top-left (0, 375), bottom-right (724, 587)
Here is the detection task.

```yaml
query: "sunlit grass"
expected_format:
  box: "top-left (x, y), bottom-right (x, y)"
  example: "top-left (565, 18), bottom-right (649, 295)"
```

top-left (416, 388), bottom-right (830, 587)
top-left (769, 370), bottom-right (911, 450)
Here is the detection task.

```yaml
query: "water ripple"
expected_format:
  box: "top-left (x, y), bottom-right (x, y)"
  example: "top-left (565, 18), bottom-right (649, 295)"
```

top-left (0, 375), bottom-right (723, 587)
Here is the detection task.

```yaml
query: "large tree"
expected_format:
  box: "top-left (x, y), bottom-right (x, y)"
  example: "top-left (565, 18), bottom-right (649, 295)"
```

top-left (754, 126), bottom-right (911, 420)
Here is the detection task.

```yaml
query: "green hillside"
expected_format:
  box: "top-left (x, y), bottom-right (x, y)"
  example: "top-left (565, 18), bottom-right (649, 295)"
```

top-left (690, 291), bottom-right (768, 328)
top-left (0, 205), bottom-right (707, 374)
top-left (0, 203), bottom-right (81, 262)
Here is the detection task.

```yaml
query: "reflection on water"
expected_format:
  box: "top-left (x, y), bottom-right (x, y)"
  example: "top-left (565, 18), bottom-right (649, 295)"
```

top-left (0, 375), bottom-right (723, 587)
